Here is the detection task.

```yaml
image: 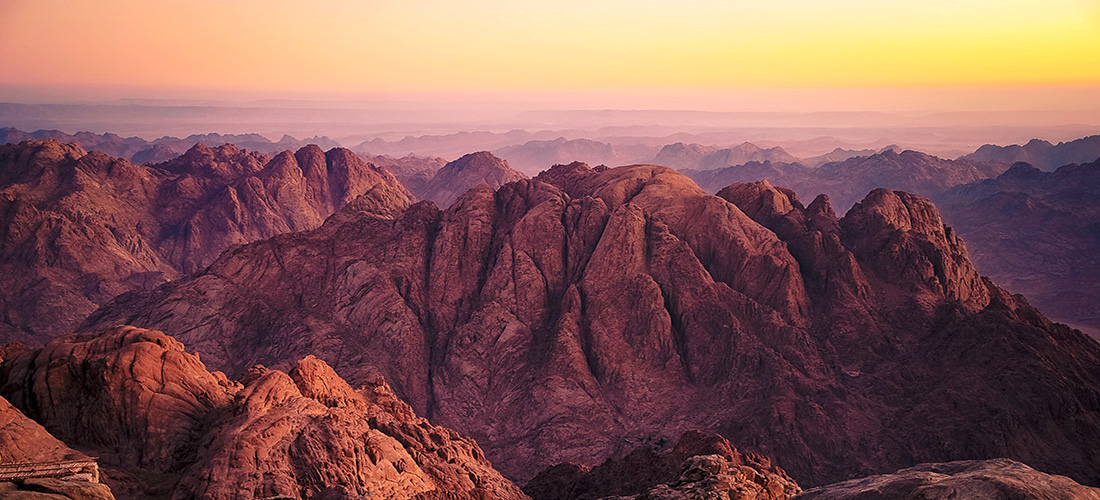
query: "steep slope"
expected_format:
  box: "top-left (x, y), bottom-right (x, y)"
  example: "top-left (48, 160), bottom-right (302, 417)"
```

top-left (417, 151), bottom-right (526, 208)
top-left (963, 135), bottom-right (1100, 171)
top-left (0, 326), bottom-right (526, 500)
top-left (84, 163), bottom-right (1100, 488)
top-left (0, 140), bottom-right (412, 342)
top-left (934, 160), bottom-right (1100, 335)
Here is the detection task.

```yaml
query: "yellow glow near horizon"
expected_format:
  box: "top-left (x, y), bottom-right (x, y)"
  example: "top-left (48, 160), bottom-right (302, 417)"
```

top-left (1, 0), bottom-right (1098, 95)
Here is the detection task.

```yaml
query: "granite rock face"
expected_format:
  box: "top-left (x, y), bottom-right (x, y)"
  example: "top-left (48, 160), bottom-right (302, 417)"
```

top-left (0, 326), bottom-right (525, 500)
top-left (84, 163), bottom-right (1100, 488)
top-left (795, 459), bottom-right (1100, 500)
top-left (0, 140), bottom-right (411, 342)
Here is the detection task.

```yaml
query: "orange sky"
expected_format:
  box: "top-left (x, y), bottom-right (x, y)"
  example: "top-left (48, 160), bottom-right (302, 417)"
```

top-left (1, 0), bottom-right (1099, 109)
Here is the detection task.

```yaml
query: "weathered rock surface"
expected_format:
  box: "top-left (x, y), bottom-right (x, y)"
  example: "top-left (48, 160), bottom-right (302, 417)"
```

top-left (84, 162), bottom-right (1100, 488)
top-left (524, 431), bottom-right (799, 500)
top-left (795, 459), bottom-right (1100, 500)
top-left (418, 151), bottom-right (526, 208)
top-left (0, 140), bottom-right (411, 342)
top-left (0, 326), bottom-right (525, 500)
top-left (934, 160), bottom-right (1100, 335)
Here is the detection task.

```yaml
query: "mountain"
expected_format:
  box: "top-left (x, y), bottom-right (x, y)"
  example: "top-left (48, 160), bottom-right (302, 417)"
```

top-left (650, 142), bottom-right (719, 170)
top-left (360, 152), bottom-right (448, 197)
top-left (0, 127), bottom-right (342, 164)
top-left (963, 135), bottom-right (1100, 171)
top-left (684, 149), bottom-right (1005, 211)
top-left (495, 138), bottom-right (655, 175)
top-left (653, 142), bottom-right (800, 171)
top-left (0, 139), bottom-right (411, 342)
top-left (84, 162), bottom-right (1100, 488)
top-left (417, 151), bottom-right (526, 208)
top-left (800, 145), bottom-right (900, 168)
top-left (0, 326), bottom-right (526, 499)
top-left (934, 160), bottom-right (1100, 336)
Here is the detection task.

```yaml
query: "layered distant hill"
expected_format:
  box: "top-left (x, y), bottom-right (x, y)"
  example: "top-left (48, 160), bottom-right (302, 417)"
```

top-left (0, 127), bottom-right (341, 164)
top-left (683, 149), bottom-right (1005, 212)
top-left (650, 142), bottom-right (799, 171)
top-left (0, 140), bottom-right (411, 342)
top-left (417, 152), bottom-right (527, 208)
top-left (85, 161), bottom-right (1100, 489)
top-left (962, 135), bottom-right (1100, 171)
top-left (495, 138), bottom-right (655, 175)
top-left (935, 160), bottom-right (1100, 336)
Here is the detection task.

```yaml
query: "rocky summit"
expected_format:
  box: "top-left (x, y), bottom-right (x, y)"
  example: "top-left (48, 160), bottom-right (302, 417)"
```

top-left (0, 139), bottom-right (411, 342)
top-left (84, 161), bottom-right (1100, 488)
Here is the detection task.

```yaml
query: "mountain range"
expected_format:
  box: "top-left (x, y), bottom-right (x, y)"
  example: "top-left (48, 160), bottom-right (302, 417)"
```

top-left (79, 158), bottom-right (1100, 489)
top-left (0, 139), bottom-right (410, 342)
top-left (1, 134), bottom-right (1100, 499)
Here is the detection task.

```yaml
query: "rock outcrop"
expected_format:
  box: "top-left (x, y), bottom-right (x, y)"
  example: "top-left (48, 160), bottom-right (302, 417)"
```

top-left (524, 431), bottom-right (799, 500)
top-left (0, 326), bottom-right (526, 500)
top-left (0, 140), bottom-right (412, 342)
top-left (83, 162), bottom-right (1100, 488)
top-left (796, 459), bottom-right (1100, 500)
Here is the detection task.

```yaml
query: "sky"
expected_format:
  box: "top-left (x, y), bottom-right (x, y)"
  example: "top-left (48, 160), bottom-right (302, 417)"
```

top-left (1, 0), bottom-right (1098, 110)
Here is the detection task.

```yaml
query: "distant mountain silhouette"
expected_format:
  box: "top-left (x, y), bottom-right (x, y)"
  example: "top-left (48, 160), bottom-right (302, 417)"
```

top-left (963, 135), bottom-right (1100, 171)
top-left (683, 149), bottom-right (1004, 212)
top-left (495, 137), bottom-right (654, 174)
top-left (652, 142), bottom-right (799, 171)
top-left (0, 127), bottom-right (341, 164)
